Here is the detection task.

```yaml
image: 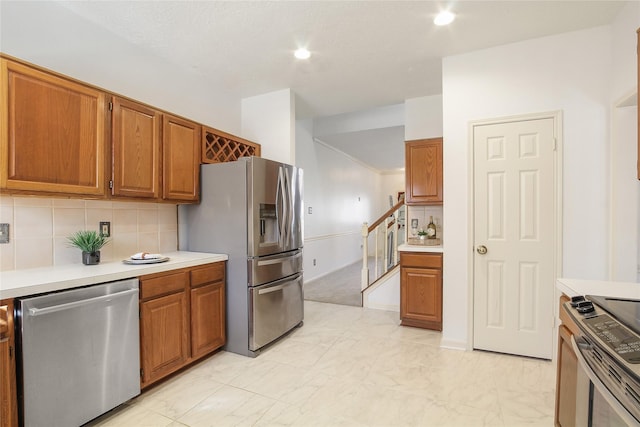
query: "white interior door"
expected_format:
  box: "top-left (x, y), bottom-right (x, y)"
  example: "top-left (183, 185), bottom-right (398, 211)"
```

top-left (473, 117), bottom-right (556, 359)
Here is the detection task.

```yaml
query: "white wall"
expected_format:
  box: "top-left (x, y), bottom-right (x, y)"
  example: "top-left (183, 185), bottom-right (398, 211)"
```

top-left (380, 172), bottom-right (405, 207)
top-left (442, 26), bottom-right (614, 349)
top-left (610, 2), bottom-right (640, 103)
top-left (241, 89), bottom-right (296, 164)
top-left (0, 1), bottom-right (240, 133)
top-left (405, 95), bottom-right (444, 140)
top-left (609, 1), bottom-right (640, 282)
top-left (296, 119), bottom-right (383, 281)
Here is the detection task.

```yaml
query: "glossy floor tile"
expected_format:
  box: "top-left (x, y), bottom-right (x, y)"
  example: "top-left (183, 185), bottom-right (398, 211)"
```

top-left (88, 301), bottom-right (556, 427)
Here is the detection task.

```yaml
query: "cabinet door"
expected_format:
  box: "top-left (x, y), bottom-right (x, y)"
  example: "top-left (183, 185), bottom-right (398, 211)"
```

top-left (400, 266), bottom-right (442, 330)
top-left (190, 281), bottom-right (225, 359)
top-left (162, 114), bottom-right (200, 202)
top-left (111, 97), bottom-right (161, 199)
top-left (0, 301), bottom-right (16, 427)
top-left (0, 59), bottom-right (106, 196)
top-left (140, 292), bottom-right (189, 387)
top-left (556, 325), bottom-right (578, 427)
top-left (405, 138), bottom-right (443, 205)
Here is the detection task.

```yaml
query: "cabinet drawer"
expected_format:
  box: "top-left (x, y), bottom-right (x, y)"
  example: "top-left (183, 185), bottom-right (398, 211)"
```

top-left (400, 252), bottom-right (442, 269)
top-left (191, 262), bottom-right (225, 288)
top-left (140, 271), bottom-right (188, 300)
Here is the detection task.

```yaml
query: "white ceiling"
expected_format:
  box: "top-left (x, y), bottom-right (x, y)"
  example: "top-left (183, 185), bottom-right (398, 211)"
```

top-left (56, 0), bottom-right (626, 171)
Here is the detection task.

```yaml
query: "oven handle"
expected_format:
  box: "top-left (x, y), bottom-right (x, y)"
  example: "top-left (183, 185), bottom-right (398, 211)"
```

top-left (571, 335), bottom-right (639, 426)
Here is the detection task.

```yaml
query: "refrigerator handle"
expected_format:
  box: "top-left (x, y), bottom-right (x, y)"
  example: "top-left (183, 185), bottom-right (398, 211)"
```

top-left (276, 166), bottom-right (285, 247)
top-left (282, 167), bottom-right (291, 246)
top-left (286, 167), bottom-right (294, 242)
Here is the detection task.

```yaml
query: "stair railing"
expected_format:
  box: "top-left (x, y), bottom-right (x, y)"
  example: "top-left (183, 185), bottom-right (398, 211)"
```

top-left (361, 197), bottom-right (405, 291)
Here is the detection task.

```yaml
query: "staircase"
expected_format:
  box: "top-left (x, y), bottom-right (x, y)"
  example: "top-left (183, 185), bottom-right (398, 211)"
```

top-left (360, 197), bottom-right (405, 293)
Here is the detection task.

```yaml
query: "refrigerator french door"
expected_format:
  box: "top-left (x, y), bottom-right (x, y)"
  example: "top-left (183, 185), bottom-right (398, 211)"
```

top-left (179, 157), bottom-right (303, 357)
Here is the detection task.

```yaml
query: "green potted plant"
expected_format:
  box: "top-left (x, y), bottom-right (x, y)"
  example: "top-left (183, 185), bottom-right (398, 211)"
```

top-left (67, 230), bottom-right (110, 265)
top-left (417, 229), bottom-right (427, 240)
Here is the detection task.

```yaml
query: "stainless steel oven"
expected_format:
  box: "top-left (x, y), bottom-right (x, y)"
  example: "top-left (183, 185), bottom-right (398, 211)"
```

top-left (564, 296), bottom-right (640, 426)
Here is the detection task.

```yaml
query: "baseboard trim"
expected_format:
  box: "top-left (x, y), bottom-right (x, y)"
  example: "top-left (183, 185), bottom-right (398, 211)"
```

top-left (439, 338), bottom-right (468, 351)
top-left (364, 301), bottom-right (399, 312)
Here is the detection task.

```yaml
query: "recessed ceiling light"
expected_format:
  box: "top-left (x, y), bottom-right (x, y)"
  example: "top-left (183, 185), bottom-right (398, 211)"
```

top-left (434, 10), bottom-right (455, 26)
top-left (294, 48), bottom-right (311, 60)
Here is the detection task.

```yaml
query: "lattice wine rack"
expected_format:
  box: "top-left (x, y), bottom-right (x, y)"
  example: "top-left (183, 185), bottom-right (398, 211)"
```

top-left (202, 127), bottom-right (261, 164)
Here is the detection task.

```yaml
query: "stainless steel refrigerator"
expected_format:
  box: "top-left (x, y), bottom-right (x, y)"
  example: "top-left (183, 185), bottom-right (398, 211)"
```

top-left (179, 157), bottom-right (303, 357)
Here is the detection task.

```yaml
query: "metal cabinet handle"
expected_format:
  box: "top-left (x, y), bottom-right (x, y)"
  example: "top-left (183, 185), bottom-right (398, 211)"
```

top-left (477, 245), bottom-right (488, 255)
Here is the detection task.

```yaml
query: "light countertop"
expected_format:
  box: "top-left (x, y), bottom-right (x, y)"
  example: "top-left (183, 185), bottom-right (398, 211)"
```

top-left (0, 251), bottom-right (228, 299)
top-left (398, 243), bottom-right (443, 253)
top-left (556, 277), bottom-right (640, 300)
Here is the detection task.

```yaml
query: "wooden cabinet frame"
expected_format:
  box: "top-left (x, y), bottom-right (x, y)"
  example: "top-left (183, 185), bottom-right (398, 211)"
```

top-left (555, 295), bottom-right (579, 427)
top-left (139, 261), bottom-right (226, 388)
top-left (0, 58), bottom-right (107, 196)
top-left (0, 300), bottom-right (17, 427)
top-left (405, 138), bottom-right (443, 205)
top-left (400, 252), bottom-right (443, 330)
top-left (0, 55), bottom-right (205, 203)
top-left (162, 114), bottom-right (200, 202)
top-left (111, 97), bottom-right (162, 199)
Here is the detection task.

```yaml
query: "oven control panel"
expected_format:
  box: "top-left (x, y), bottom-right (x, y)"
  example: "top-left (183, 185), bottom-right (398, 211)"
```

top-left (582, 314), bottom-right (640, 364)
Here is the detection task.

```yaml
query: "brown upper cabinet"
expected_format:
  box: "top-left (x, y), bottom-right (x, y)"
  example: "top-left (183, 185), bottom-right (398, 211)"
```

top-left (0, 55), bottom-right (207, 202)
top-left (0, 56), bottom-right (261, 202)
top-left (111, 97), bottom-right (162, 199)
top-left (0, 58), bottom-right (107, 196)
top-left (162, 114), bottom-right (200, 202)
top-left (112, 101), bottom-right (200, 202)
top-left (405, 138), bottom-right (443, 205)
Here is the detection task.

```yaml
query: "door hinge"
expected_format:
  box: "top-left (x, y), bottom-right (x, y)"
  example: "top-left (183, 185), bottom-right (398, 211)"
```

top-left (109, 180), bottom-right (114, 190)
top-left (553, 138), bottom-right (557, 151)
top-left (140, 368), bottom-right (144, 378)
top-left (108, 101), bottom-right (113, 111)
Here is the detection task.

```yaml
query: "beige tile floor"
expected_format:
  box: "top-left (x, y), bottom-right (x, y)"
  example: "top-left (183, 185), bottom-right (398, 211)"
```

top-left (88, 301), bottom-right (556, 427)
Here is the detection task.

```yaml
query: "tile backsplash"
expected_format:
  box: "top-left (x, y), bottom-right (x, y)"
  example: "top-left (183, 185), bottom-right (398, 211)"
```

top-left (407, 205), bottom-right (444, 241)
top-left (0, 196), bottom-right (178, 271)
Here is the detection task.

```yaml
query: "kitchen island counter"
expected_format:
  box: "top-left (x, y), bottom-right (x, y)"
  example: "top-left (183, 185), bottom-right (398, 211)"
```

top-left (556, 277), bottom-right (640, 300)
top-left (0, 251), bottom-right (227, 299)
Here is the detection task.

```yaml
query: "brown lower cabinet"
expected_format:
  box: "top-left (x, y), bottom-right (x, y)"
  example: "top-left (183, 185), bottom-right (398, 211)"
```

top-left (555, 295), bottom-right (579, 427)
top-left (400, 252), bottom-right (443, 331)
top-left (0, 300), bottom-right (17, 427)
top-left (139, 261), bottom-right (226, 388)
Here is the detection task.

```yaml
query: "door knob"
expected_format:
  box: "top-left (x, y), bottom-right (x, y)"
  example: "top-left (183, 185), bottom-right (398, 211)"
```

top-left (477, 245), bottom-right (488, 255)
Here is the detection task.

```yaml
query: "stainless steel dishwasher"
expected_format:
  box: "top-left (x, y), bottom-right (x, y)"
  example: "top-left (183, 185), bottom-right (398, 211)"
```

top-left (16, 278), bottom-right (140, 427)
